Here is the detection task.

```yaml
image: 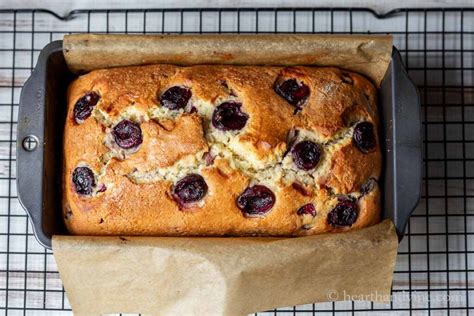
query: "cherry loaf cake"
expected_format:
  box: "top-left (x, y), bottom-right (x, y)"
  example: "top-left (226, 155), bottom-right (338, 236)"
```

top-left (63, 64), bottom-right (382, 236)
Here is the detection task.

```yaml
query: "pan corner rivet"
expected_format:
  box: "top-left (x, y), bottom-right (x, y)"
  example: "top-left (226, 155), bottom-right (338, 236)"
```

top-left (22, 135), bottom-right (39, 152)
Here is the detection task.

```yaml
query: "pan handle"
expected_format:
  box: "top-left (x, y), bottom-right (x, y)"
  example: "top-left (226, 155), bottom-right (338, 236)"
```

top-left (388, 48), bottom-right (422, 238)
top-left (16, 40), bottom-right (63, 249)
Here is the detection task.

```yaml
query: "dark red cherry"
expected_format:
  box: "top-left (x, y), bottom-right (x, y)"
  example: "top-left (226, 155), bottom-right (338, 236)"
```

top-left (291, 140), bottom-right (322, 171)
top-left (112, 120), bottom-right (143, 149)
top-left (327, 200), bottom-right (358, 227)
top-left (160, 86), bottom-right (192, 110)
top-left (353, 122), bottom-right (376, 154)
top-left (274, 78), bottom-right (310, 108)
top-left (73, 91), bottom-right (100, 123)
top-left (297, 203), bottom-right (316, 217)
top-left (360, 178), bottom-right (377, 196)
top-left (72, 166), bottom-right (96, 195)
top-left (237, 185), bottom-right (275, 217)
top-left (172, 174), bottom-right (208, 205)
top-left (212, 102), bottom-right (249, 131)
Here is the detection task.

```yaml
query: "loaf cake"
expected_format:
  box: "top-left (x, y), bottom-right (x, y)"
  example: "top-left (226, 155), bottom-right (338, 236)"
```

top-left (63, 64), bottom-right (382, 236)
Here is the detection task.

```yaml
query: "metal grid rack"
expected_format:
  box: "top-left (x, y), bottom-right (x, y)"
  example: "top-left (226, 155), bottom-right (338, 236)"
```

top-left (0, 7), bottom-right (473, 315)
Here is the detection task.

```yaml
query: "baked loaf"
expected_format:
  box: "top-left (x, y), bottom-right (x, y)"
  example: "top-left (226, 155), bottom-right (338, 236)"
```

top-left (63, 64), bottom-right (382, 236)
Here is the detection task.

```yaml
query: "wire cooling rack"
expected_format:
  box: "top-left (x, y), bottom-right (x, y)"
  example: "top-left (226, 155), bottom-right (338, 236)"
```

top-left (0, 7), bottom-right (473, 315)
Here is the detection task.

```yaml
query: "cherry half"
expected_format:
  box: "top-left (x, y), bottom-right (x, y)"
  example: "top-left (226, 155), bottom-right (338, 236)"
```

top-left (327, 200), bottom-right (358, 227)
top-left (160, 86), bottom-right (192, 110)
top-left (237, 185), bottom-right (275, 217)
top-left (360, 178), bottom-right (377, 196)
top-left (297, 203), bottom-right (317, 217)
top-left (274, 78), bottom-right (310, 108)
top-left (291, 140), bottom-right (322, 171)
top-left (112, 120), bottom-right (143, 149)
top-left (353, 122), bottom-right (376, 154)
top-left (73, 91), bottom-right (100, 123)
top-left (172, 174), bottom-right (208, 206)
top-left (72, 166), bottom-right (96, 195)
top-left (212, 102), bottom-right (249, 131)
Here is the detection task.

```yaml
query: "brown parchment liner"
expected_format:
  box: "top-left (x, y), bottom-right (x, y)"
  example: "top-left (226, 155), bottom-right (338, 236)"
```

top-left (63, 34), bottom-right (393, 87)
top-left (54, 220), bottom-right (398, 316)
top-left (54, 34), bottom-right (398, 316)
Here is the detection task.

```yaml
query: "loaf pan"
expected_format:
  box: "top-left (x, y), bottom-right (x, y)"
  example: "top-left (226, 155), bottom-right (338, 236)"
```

top-left (17, 40), bottom-right (422, 249)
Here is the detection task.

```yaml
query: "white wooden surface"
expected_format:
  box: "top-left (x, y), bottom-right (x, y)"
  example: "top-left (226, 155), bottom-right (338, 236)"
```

top-left (0, 5), bottom-right (473, 316)
top-left (1, 0), bottom-right (474, 17)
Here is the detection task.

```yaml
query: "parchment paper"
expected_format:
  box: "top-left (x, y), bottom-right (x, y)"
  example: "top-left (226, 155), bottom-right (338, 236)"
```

top-left (54, 220), bottom-right (398, 316)
top-left (54, 33), bottom-right (398, 315)
top-left (63, 34), bottom-right (393, 86)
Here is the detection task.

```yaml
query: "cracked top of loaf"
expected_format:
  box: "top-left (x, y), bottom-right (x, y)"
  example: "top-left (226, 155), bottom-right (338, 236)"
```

top-left (63, 64), bottom-right (381, 236)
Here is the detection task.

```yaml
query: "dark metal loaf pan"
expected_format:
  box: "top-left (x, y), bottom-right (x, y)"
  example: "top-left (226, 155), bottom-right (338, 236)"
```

top-left (17, 40), bottom-right (422, 249)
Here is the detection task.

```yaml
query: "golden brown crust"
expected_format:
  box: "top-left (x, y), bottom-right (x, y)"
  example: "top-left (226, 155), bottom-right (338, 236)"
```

top-left (324, 142), bottom-right (382, 195)
top-left (109, 115), bottom-right (208, 174)
top-left (63, 64), bottom-right (381, 236)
